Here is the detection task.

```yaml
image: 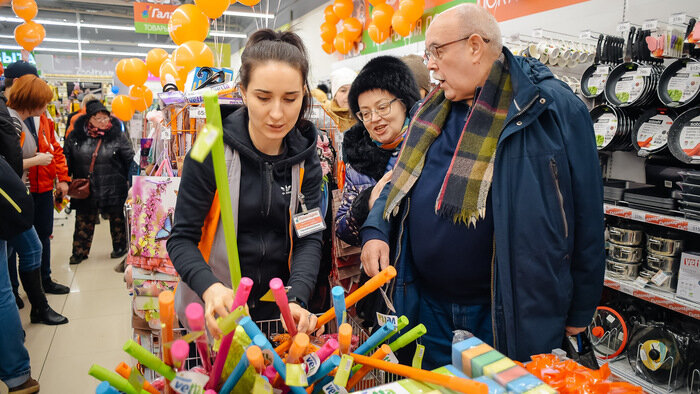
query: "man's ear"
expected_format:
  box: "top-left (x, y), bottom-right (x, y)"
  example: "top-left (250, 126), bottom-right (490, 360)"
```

top-left (467, 34), bottom-right (487, 63)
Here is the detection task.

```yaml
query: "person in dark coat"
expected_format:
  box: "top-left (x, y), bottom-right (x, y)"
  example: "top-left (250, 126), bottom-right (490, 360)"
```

top-left (335, 56), bottom-right (421, 247)
top-left (64, 100), bottom-right (134, 264)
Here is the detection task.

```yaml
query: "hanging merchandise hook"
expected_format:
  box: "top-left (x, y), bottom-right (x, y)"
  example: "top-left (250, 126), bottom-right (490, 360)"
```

top-left (195, 67), bottom-right (227, 90)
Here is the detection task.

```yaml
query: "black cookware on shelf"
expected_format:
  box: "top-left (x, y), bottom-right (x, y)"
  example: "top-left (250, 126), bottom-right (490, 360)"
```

top-left (590, 305), bottom-right (629, 360)
top-left (626, 323), bottom-right (687, 389)
top-left (632, 107), bottom-right (678, 156)
top-left (604, 62), bottom-right (663, 108)
top-left (581, 34), bottom-right (624, 98)
top-left (667, 107), bottom-right (700, 164)
top-left (657, 58), bottom-right (700, 109)
top-left (592, 104), bottom-right (639, 151)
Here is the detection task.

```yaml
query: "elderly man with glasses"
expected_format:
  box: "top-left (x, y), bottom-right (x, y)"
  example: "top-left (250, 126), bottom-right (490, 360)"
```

top-left (360, 4), bottom-right (605, 366)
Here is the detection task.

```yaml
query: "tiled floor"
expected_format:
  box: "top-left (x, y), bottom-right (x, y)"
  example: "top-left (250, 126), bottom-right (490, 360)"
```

top-left (16, 211), bottom-right (132, 394)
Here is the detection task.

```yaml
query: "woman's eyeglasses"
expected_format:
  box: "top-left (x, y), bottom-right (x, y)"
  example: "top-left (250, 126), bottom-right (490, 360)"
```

top-left (356, 98), bottom-right (401, 122)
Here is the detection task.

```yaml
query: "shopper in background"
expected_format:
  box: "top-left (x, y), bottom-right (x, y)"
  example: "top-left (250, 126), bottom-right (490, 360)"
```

top-left (5, 62), bottom-right (73, 298)
top-left (5, 74), bottom-right (69, 325)
top-left (311, 83), bottom-right (330, 105)
top-left (168, 29), bottom-right (323, 339)
top-left (1, 153), bottom-right (40, 393)
top-left (401, 54), bottom-right (432, 98)
top-left (64, 100), bottom-right (134, 265)
top-left (323, 67), bottom-right (357, 132)
top-left (361, 4), bottom-right (605, 366)
top-left (335, 56), bottom-right (420, 247)
top-left (65, 93), bottom-right (97, 137)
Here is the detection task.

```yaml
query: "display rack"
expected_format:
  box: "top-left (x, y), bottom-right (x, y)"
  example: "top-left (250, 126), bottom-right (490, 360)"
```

top-left (604, 275), bottom-right (700, 320)
top-left (603, 203), bottom-right (700, 234)
top-left (606, 357), bottom-right (691, 394)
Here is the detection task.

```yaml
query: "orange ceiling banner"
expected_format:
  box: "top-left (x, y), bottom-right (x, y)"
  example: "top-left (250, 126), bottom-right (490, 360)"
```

top-left (476, 0), bottom-right (590, 22)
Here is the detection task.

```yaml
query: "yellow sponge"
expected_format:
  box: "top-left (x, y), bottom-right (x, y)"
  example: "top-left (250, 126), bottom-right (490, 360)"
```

top-left (461, 343), bottom-right (493, 377)
top-left (482, 358), bottom-right (516, 377)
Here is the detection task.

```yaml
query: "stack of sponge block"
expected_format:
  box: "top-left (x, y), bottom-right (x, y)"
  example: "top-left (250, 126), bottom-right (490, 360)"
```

top-left (452, 336), bottom-right (555, 393)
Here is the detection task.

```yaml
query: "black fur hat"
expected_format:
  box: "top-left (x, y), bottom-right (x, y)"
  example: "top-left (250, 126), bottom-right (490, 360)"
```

top-left (348, 55), bottom-right (421, 121)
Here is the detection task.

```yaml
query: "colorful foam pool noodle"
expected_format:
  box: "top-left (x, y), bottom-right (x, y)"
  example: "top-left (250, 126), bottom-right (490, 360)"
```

top-left (346, 345), bottom-right (391, 390)
top-left (331, 286), bottom-right (346, 327)
top-left (307, 354), bottom-right (341, 385)
top-left (389, 324), bottom-right (427, 352)
top-left (89, 364), bottom-right (148, 394)
top-left (115, 362), bottom-right (159, 394)
top-left (170, 340), bottom-right (189, 371)
top-left (354, 322), bottom-right (394, 356)
top-left (185, 303), bottom-right (212, 373)
top-left (270, 277), bottom-right (297, 336)
top-left (122, 340), bottom-right (176, 381)
top-left (338, 323), bottom-right (353, 355)
top-left (96, 381), bottom-right (120, 394)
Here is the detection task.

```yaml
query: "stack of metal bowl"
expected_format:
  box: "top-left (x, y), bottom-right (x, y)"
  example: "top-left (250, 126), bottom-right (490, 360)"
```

top-left (606, 222), bottom-right (644, 280)
top-left (641, 229), bottom-right (685, 292)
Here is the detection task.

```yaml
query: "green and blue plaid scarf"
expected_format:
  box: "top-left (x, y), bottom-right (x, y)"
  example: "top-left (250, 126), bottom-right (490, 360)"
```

top-left (384, 54), bottom-right (513, 226)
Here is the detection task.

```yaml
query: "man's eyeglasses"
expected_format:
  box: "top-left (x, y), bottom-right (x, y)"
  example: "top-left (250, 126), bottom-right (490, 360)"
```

top-left (424, 34), bottom-right (490, 62)
top-left (92, 116), bottom-right (110, 123)
top-left (356, 98), bottom-right (401, 123)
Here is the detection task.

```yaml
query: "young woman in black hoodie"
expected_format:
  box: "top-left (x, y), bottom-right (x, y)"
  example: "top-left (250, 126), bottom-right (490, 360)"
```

top-left (167, 29), bottom-right (323, 338)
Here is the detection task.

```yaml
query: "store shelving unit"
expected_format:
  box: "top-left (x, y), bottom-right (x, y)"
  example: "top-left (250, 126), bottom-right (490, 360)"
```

top-left (604, 203), bottom-right (700, 234)
top-left (604, 276), bottom-right (700, 320)
top-left (606, 357), bottom-right (691, 394)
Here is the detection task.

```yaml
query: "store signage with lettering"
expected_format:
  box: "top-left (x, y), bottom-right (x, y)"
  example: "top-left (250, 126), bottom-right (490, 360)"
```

top-left (133, 2), bottom-right (178, 35)
top-left (0, 50), bottom-right (36, 66)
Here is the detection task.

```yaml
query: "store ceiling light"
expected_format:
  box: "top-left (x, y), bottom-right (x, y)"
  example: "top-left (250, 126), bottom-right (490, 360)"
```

top-left (0, 16), bottom-right (77, 26)
top-left (223, 10), bottom-right (274, 19)
top-left (81, 49), bottom-right (147, 57)
top-left (80, 23), bottom-right (135, 31)
top-left (0, 44), bottom-right (80, 53)
top-left (210, 31), bottom-right (247, 38)
top-left (137, 43), bottom-right (178, 49)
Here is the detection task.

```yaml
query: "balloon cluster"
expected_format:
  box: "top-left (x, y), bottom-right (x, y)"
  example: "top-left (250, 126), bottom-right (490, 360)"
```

top-left (321, 0), bottom-right (425, 54)
top-left (320, 0), bottom-right (362, 55)
top-left (12, 0), bottom-right (45, 52)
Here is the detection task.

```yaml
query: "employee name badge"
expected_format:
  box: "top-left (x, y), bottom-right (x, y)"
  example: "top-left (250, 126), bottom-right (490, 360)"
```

top-left (293, 206), bottom-right (326, 238)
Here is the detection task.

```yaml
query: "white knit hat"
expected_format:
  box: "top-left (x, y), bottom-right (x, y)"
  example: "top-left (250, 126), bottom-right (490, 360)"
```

top-left (330, 67), bottom-right (357, 99)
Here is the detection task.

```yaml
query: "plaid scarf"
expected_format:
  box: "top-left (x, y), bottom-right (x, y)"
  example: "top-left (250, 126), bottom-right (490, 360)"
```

top-left (86, 120), bottom-right (112, 138)
top-left (384, 54), bottom-right (513, 226)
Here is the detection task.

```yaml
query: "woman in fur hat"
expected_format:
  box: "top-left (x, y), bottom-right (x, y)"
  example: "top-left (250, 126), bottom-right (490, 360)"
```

top-left (335, 56), bottom-right (420, 246)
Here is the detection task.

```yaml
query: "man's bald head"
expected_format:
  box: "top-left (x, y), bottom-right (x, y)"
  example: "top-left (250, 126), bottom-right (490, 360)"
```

top-left (430, 3), bottom-right (502, 56)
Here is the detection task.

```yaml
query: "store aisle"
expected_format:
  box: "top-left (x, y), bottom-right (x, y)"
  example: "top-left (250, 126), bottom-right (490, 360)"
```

top-left (16, 211), bottom-right (131, 394)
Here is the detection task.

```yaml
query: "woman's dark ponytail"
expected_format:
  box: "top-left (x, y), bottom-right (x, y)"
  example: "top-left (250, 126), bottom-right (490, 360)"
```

top-left (239, 29), bottom-right (311, 126)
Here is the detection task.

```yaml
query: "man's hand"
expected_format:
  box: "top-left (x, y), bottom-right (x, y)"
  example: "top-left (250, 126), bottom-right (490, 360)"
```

top-left (202, 282), bottom-right (234, 340)
top-left (35, 152), bottom-right (53, 166)
top-left (565, 326), bottom-right (586, 336)
top-left (361, 239), bottom-right (390, 277)
top-left (55, 181), bottom-right (68, 200)
top-left (369, 171), bottom-right (392, 211)
top-left (286, 303), bottom-right (323, 336)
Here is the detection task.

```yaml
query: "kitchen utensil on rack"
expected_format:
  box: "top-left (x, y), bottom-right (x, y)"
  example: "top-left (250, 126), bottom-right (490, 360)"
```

top-left (608, 243), bottom-right (644, 263)
top-left (632, 107), bottom-right (677, 157)
top-left (590, 305), bottom-right (629, 360)
top-left (607, 222), bottom-right (644, 246)
top-left (606, 258), bottom-right (641, 280)
top-left (667, 107), bottom-right (700, 164)
top-left (646, 229), bottom-right (685, 256)
top-left (591, 104), bottom-right (640, 151)
top-left (626, 323), bottom-right (686, 389)
top-left (657, 58), bottom-right (700, 109)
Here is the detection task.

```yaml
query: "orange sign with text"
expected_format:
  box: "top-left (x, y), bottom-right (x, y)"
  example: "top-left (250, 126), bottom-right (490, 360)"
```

top-left (476, 0), bottom-right (590, 22)
top-left (133, 2), bottom-right (178, 35)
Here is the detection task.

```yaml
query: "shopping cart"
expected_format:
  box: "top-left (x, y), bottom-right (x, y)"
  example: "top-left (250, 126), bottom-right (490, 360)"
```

top-left (138, 315), bottom-right (386, 391)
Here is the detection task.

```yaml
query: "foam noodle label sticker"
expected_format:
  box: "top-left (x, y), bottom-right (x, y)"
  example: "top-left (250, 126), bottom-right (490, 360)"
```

top-left (412, 344), bottom-right (425, 369)
top-left (189, 107), bottom-right (207, 119)
top-left (376, 313), bottom-right (398, 328)
top-left (322, 382), bottom-right (349, 394)
top-left (253, 375), bottom-right (274, 394)
top-left (334, 355), bottom-right (354, 387)
top-left (128, 367), bottom-right (145, 393)
top-left (285, 363), bottom-right (308, 387)
top-left (293, 208), bottom-right (326, 237)
top-left (302, 352), bottom-right (321, 377)
top-left (384, 348), bottom-right (400, 364)
top-left (171, 371), bottom-right (209, 394)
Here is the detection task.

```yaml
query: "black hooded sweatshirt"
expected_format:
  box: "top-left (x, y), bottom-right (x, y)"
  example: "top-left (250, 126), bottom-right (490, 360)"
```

top-left (167, 108), bottom-right (323, 318)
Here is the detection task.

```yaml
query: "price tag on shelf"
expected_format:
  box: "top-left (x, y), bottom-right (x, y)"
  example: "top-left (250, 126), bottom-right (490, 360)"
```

top-left (651, 270), bottom-right (670, 286)
top-left (189, 107), bottom-right (206, 119)
top-left (618, 282), bottom-right (635, 296)
top-left (669, 13), bottom-right (686, 25)
top-left (642, 19), bottom-right (658, 30)
top-left (635, 276), bottom-right (649, 287)
top-left (617, 22), bottom-right (631, 32)
top-left (532, 28), bottom-right (543, 38)
top-left (579, 30), bottom-right (592, 39)
top-left (630, 210), bottom-right (644, 221)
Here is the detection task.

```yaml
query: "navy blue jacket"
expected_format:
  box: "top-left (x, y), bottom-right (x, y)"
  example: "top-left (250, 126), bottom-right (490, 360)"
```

top-left (361, 48), bottom-right (605, 361)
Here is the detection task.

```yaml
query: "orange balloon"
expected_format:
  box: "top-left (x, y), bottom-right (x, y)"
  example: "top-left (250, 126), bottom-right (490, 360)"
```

top-left (129, 85), bottom-right (154, 112)
top-left (343, 17), bottom-right (363, 42)
top-left (332, 0), bottom-right (353, 20)
top-left (368, 23), bottom-right (390, 44)
top-left (168, 4), bottom-right (209, 45)
top-left (392, 13), bottom-right (412, 37)
top-left (112, 95), bottom-right (134, 122)
top-left (321, 40), bottom-right (335, 55)
top-left (320, 21), bottom-right (337, 43)
top-left (399, 0), bottom-right (424, 22)
top-left (160, 58), bottom-right (186, 91)
top-left (194, 0), bottom-right (229, 19)
top-left (324, 5), bottom-right (339, 25)
top-left (12, 0), bottom-right (37, 22)
top-left (14, 21), bottom-right (44, 51)
top-left (368, 0), bottom-right (386, 5)
top-left (238, 0), bottom-right (261, 5)
top-left (115, 58), bottom-right (148, 87)
top-left (146, 48), bottom-right (169, 77)
top-left (372, 3), bottom-right (394, 31)
top-left (334, 33), bottom-right (352, 55)
top-left (174, 41), bottom-right (214, 76)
